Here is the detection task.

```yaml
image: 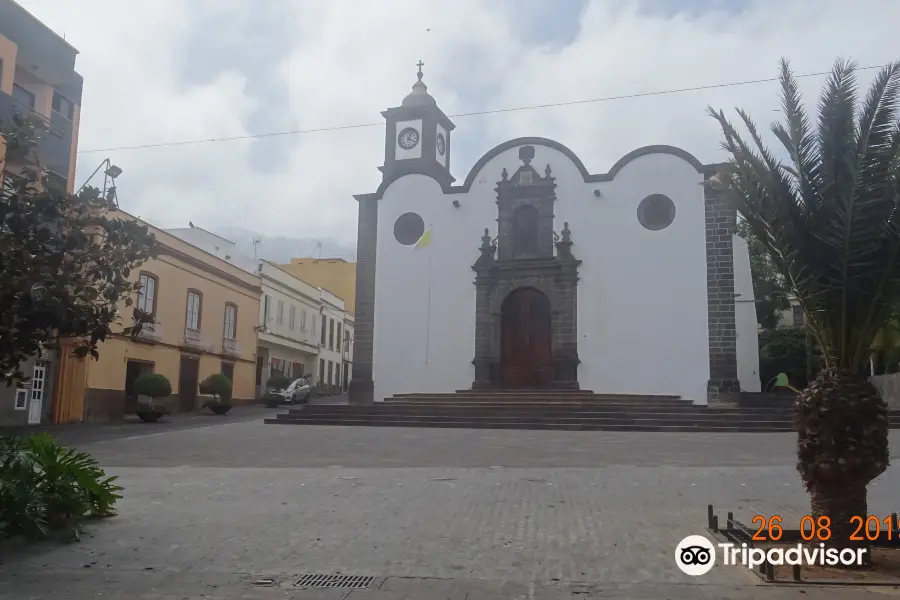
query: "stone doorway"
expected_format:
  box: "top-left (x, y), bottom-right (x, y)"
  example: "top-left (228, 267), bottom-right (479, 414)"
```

top-left (470, 145), bottom-right (582, 390)
top-left (501, 288), bottom-right (553, 388)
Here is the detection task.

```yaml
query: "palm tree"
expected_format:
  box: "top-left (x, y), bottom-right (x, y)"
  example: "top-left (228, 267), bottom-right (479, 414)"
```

top-left (708, 58), bottom-right (899, 550)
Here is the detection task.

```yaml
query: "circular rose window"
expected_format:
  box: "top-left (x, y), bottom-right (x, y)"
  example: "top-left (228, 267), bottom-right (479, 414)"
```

top-left (637, 194), bottom-right (676, 231)
top-left (393, 212), bottom-right (425, 245)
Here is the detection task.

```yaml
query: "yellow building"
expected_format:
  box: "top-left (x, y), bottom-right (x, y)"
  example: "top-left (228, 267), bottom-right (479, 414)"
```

top-left (280, 258), bottom-right (357, 314)
top-left (54, 211), bottom-right (261, 422)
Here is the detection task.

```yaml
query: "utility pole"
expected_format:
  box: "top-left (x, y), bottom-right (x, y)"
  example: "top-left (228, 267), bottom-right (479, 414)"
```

top-left (316, 240), bottom-right (323, 259)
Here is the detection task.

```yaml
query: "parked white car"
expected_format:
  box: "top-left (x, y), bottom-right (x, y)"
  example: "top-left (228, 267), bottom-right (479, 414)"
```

top-left (283, 377), bottom-right (311, 404)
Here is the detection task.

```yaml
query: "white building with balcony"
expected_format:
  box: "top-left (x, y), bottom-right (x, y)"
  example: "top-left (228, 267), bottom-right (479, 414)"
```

top-left (342, 314), bottom-right (354, 392)
top-left (256, 261), bottom-right (322, 393)
top-left (316, 289), bottom-right (347, 389)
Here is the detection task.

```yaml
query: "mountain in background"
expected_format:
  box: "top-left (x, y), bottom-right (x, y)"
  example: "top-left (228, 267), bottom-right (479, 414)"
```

top-left (214, 226), bottom-right (356, 264)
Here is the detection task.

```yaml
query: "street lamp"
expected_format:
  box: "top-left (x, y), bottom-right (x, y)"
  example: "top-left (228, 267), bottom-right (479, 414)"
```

top-left (77, 158), bottom-right (124, 206)
top-left (104, 164), bottom-right (123, 180)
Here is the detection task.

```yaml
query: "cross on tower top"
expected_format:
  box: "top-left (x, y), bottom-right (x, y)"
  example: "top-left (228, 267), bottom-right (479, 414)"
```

top-left (416, 60), bottom-right (424, 81)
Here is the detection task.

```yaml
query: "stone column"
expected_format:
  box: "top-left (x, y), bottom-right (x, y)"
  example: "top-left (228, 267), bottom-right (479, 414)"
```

top-left (551, 259), bottom-right (580, 389)
top-left (348, 197), bottom-right (377, 404)
top-left (705, 184), bottom-right (740, 402)
top-left (471, 276), bottom-right (495, 388)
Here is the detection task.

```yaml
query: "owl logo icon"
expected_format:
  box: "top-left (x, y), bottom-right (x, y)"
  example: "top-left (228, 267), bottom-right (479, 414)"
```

top-left (675, 535), bottom-right (716, 576)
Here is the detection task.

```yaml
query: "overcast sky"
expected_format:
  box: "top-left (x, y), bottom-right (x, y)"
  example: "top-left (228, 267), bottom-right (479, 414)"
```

top-left (18, 0), bottom-right (900, 246)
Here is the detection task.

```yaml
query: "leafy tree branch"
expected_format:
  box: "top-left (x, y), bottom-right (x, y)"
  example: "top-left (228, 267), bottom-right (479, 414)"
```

top-left (1, 114), bottom-right (158, 386)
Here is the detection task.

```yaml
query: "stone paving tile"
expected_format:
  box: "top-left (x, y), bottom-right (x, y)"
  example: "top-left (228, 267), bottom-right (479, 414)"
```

top-left (1, 405), bottom-right (271, 445)
top-left (2, 421), bottom-right (900, 599)
top-left (2, 465), bottom-right (898, 586)
top-left (1, 577), bottom-right (896, 600)
top-left (71, 421), bottom-right (900, 468)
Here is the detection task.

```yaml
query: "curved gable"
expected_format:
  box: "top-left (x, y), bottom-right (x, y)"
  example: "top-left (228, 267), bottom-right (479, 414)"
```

top-left (461, 137), bottom-right (711, 189)
top-left (356, 136), bottom-right (717, 202)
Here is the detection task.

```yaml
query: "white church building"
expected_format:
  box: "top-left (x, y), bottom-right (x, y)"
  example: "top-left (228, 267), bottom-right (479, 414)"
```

top-left (348, 66), bottom-right (760, 405)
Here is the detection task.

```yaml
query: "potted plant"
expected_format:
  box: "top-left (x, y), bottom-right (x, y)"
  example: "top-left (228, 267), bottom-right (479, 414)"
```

top-left (200, 373), bottom-right (234, 415)
top-left (134, 373), bottom-right (172, 422)
top-left (263, 374), bottom-right (292, 408)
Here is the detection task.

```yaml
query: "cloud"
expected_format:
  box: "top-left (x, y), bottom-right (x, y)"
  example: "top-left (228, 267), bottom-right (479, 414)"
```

top-left (17, 0), bottom-right (900, 248)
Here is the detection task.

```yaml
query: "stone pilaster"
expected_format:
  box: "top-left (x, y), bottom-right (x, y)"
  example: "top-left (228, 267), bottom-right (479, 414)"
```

top-left (348, 197), bottom-right (377, 404)
top-left (705, 182), bottom-right (740, 402)
top-left (472, 274), bottom-right (495, 388)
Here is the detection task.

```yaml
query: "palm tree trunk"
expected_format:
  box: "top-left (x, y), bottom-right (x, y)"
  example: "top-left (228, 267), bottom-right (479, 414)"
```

top-left (795, 368), bottom-right (889, 555)
top-left (809, 482), bottom-right (868, 550)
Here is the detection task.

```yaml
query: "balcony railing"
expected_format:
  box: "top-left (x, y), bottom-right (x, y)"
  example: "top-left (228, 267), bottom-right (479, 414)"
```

top-left (134, 322), bottom-right (163, 344)
top-left (0, 91), bottom-right (72, 182)
top-left (222, 338), bottom-right (241, 357)
top-left (183, 328), bottom-right (215, 353)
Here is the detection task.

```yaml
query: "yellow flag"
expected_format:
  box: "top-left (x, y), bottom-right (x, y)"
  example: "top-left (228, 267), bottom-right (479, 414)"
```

top-left (414, 227), bottom-right (432, 250)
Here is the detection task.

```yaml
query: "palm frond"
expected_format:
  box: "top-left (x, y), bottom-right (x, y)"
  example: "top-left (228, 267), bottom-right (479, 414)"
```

top-left (852, 63), bottom-right (900, 363)
top-left (710, 59), bottom-right (900, 374)
top-left (771, 59), bottom-right (822, 214)
top-left (810, 59), bottom-right (860, 364)
top-left (707, 107), bottom-right (823, 341)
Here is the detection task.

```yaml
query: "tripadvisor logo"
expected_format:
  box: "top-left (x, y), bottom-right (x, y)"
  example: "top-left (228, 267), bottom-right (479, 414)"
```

top-left (675, 535), bottom-right (716, 576)
top-left (675, 535), bottom-right (867, 575)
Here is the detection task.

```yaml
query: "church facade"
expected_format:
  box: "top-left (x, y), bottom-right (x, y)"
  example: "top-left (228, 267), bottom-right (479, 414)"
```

top-left (349, 68), bottom-right (760, 405)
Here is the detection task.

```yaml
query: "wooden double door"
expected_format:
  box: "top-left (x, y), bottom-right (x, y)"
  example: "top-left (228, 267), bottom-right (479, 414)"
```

top-left (500, 287), bottom-right (553, 388)
top-left (178, 356), bottom-right (200, 412)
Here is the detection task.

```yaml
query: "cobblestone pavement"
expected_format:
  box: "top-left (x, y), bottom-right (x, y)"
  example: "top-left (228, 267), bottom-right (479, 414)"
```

top-left (0, 405), bottom-right (272, 445)
top-left (2, 420), bottom-right (899, 599)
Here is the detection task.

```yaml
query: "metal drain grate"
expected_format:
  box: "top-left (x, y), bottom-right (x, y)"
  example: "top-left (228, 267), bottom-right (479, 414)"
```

top-left (294, 574), bottom-right (375, 589)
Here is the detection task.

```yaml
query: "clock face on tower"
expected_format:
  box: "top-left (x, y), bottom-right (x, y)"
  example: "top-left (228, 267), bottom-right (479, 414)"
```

top-left (397, 127), bottom-right (420, 150)
top-left (436, 132), bottom-right (446, 156)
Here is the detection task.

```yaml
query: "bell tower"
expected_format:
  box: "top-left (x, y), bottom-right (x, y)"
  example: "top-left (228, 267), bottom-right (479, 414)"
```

top-left (379, 61), bottom-right (455, 187)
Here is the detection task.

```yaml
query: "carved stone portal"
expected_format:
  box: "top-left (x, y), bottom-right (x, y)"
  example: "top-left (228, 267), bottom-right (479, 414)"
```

top-left (471, 146), bottom-right (581, 389)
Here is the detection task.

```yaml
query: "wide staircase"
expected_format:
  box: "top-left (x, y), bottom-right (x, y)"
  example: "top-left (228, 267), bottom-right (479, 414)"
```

top-left (265, 389), bottom-right (900, 432)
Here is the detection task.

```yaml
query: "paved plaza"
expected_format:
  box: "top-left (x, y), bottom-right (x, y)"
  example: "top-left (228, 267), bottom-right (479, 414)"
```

top-left (2, 409), bottom-right (900, 599)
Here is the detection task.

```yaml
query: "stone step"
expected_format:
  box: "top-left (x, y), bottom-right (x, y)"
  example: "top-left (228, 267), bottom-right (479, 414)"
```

top-left (385, 397), bottom-right (692, 405)
top-left (289, 413), bottom-right (795, 424)
top-left (450, 390), bottom-right (603, 396)
top-left (395, 392), bottom-right (681, 400)
top-left (268, 384), bottom-right (900, 432)
top-left (265, 415), bottom-right (797, 432)
top-left (382, 402), bottom-right (709, 411)
top-left (292, 406), bottom-right (797, 419)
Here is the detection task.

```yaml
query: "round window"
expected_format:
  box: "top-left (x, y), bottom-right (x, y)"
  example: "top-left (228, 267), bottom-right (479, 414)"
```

top-left (393, 212), bottom-right (425, 246)
top-left (637, 194), bottom-right (676, 231)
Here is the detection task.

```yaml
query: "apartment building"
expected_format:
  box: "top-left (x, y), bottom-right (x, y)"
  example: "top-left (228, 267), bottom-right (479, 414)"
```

top-left (50, 212), bottom-right (262, 422)
top-left (256, 261), bottom-right (321, 394)
top-left (281, 257), bottom-right (357, 314)
top-left (0, 0), bottom-right (83, 426)
top-left (342, 314), bottom-right (354, 392)
top-left (776, 297), bottom-right (805, 329)
top-left (315, 289), bottom-right (345, 389)
top-left (0, 0), bottom-right (81, 193)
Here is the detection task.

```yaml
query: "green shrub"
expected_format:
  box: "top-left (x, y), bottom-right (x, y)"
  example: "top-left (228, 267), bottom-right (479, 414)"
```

top-left (0, 434), bottom-right (122, 541)
top-left (266, 374), bottom-right (292, 391)
top-left (758, 328), bottom-right (821, 389)
top-left (199, 373), bottom-right (233, 403)
top-left (134, 373), bottom-right (171, 398)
